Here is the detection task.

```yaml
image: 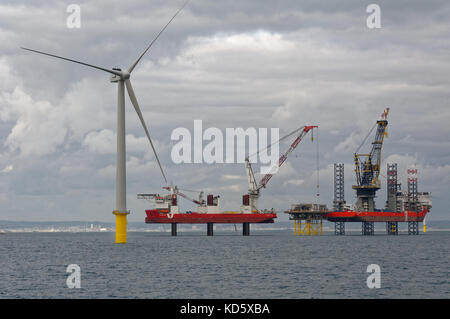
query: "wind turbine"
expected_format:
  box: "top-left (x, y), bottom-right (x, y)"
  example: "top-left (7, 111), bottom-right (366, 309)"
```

top-left (21, 1), bottom-right (189, 243)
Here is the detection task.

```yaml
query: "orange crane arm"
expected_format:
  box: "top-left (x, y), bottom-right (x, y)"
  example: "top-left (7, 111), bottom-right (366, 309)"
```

top-left (258, 125), bottom-right (317, 190)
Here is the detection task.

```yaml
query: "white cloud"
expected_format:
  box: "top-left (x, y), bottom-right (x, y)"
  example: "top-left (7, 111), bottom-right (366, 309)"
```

top-left (334, 132), bottom-right (362, 154)
top-left (1, 164), bottom-right (13, 173)
top-left (3, 86), bottom-right (68, 157)
top-left (283, 179), bottom-right (304, 186)
top-left (83, 129), bottom-right (115, 154)
top-left (221, 174), bottom-right (245, 181)
top-left (1, 1), bottom-right (449, 221)
top-left (205, 183), bottom-right (243, 193)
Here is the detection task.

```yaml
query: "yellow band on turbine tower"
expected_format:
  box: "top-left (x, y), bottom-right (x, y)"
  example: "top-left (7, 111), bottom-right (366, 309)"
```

top-left (113, 211), bottom-right (130, 243)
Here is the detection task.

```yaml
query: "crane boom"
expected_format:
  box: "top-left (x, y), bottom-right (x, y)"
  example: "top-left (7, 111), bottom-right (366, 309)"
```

top-left (257, 125), bottom-right (317, 190)
top-left (163, 186), bottom-right (205, 206)
top-left (243, 125), bottom-right (317, 213)
top-left (353, 108), bottom-right (389, 189)
top-left (352, 108), bottom-right (389, 212)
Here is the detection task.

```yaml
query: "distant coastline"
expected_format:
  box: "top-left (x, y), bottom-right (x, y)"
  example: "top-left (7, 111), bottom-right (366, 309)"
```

top-left (1, 220), bottom-right (450, 233)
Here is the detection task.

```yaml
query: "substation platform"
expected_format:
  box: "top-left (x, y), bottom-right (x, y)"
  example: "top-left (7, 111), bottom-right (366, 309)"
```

top-left (285, 204), bottom-right (328, 236)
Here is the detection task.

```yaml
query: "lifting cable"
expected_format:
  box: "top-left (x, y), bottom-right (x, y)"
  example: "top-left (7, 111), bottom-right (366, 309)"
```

top-left (311, 127), bottom-right (319, 201)
top-left (315, 127), bottom-right (320, 200)
top-left (355, 122), bottom-right (377, 154)
top-left (247, 126), bottom-right (304, 161)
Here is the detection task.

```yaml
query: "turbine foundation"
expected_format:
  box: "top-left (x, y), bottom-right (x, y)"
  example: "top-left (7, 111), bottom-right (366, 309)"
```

top-left (113, 211), bottom-right (129, 243)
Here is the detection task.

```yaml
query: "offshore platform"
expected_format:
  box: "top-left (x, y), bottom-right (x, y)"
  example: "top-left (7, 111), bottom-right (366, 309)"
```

top-left (286, 108), bottom-right (432, 235)
top-left (140, 126), bottom-right (317, 236)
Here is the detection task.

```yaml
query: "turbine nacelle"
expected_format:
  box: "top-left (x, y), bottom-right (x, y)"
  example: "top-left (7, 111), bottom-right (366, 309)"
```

top-left (110, 68), bottom-right (130, 83)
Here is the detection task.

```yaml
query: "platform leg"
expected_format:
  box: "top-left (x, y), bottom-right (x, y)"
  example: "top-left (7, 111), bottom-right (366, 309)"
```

top-left (243, 222), bottom-right (250, 236)
top-left (408, 221), bottom-right (419, 235)
top-left (171, 223), bottom-right (177, 236)
top-left (207, 223), bottom-right (214, 236)
top-left (386, 222), bottom-right (398, 235)
top-left (362, 222), bottom-right (374, 235)
top-left (335, 221), bottom-right (345, 235)
top-left (320, 219), bottom-right (323, 236)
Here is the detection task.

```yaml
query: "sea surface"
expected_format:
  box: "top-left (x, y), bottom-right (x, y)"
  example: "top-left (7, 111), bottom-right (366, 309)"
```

top-left (0, 230), bottom-right (448, 299)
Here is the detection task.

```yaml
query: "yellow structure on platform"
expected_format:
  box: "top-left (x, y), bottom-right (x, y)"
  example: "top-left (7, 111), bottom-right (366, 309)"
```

top-left (294, 219), bottom-right (323, 236)
top-left (390, 222), bottom-right (397, 233)
top-left (423, 216), bottom-right (427, 233)
top-left (113, 211), bottom-right (130, 243)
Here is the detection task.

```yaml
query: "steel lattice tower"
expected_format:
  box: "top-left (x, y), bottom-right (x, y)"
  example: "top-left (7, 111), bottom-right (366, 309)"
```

top-left (333, 163), bottom-right (346, 235)
top-left (408, 168), bottom-right (418, 211)
top-left (334, 163), bottom-right (345, 205)
top-left (386, 163), bottom-right (399, 235)
top-left (408, 168), bottom-right (419, 235)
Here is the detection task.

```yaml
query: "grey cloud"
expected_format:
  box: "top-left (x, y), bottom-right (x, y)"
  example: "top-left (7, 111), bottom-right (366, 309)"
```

top-left (0, 0), bottom-right (449, 221)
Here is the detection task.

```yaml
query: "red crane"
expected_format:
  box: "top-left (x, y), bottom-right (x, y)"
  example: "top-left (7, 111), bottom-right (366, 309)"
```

top-left (244, 125), bottom-right (317, 212)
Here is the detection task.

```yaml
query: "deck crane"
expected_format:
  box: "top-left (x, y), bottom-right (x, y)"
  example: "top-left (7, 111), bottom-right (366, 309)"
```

top-left (138, 185), bottom-right (206, 215)
top-left (242, 125), bottom-right (318, 213)
top-left (163, 186), bottom-right (206, 206)
top-left (352, 108), bottom-right (389, 211)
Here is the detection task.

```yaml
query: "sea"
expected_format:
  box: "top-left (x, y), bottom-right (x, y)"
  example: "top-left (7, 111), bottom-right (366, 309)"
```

top-left (0, 229), bottom-right (448, 299)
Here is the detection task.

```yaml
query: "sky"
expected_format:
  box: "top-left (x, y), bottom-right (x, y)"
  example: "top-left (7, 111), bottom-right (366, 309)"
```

top-left (0, 0), bottom-right (449, 222)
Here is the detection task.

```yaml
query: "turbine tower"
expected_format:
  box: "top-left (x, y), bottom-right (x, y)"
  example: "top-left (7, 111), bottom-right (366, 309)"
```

top-left (21, 1), bottom-right (188, 243)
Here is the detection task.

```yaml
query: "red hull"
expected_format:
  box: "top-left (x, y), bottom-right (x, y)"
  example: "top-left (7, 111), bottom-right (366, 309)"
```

top-left (145, 209), bottom-right (277, 224)
top-left (326, 208), bottom-right (429, 222)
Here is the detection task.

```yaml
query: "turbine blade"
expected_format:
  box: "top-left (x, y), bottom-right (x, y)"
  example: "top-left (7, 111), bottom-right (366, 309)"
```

top-left (125, 79), bottom-right (168, 184)
top-left (21, 47), bottom-right (121, 76)
top-left (127, 0), bottom-right (189, 73)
